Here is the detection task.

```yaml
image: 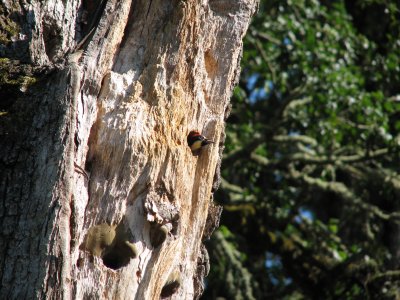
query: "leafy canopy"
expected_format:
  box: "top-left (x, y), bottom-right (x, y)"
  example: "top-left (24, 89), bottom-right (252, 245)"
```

top-left (204, 0), bottom-right (400, 299)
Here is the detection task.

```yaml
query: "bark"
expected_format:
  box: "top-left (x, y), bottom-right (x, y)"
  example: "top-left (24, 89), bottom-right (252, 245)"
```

top-left (0, 0), bottom-right (257, 299)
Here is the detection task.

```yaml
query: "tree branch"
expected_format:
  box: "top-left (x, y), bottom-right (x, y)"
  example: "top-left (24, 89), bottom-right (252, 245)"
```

top-left (212, 231), bottom-right (257, 300)
top-left (367, 270), bottom-right (400, 283)
top-left (288, 148), bottom-right (389, 165)
top-left (250, 147), bottom-right (389, 169)
top-left (272, 134), bottom-right (318, 147)
top-left (282, 96), bottom-right (312, 119)
top-left (221, 177), bottom-right (256, 203)
top-left (223, 136), bottom-right (264, 166)
top-left (288, 166), bottom-right (400, 223)
top-left (252, 30), bottom-right (281, 45)
top-left (247, 35), bottom-right (277, 83)
top-left (250, 152), bottom-right (271, 166)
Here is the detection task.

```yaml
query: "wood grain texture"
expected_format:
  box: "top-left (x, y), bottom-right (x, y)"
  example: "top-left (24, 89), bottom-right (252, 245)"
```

top-left (0, 0), bottom-right (258, 299)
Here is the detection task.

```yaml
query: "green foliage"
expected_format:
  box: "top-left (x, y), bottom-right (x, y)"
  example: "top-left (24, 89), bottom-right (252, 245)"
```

top-left (204, 0), bottom-right (400, 299)
top-left (0, 58), bottom-right (37, 113)
top-left (0, 5), bottom-right (19, 45)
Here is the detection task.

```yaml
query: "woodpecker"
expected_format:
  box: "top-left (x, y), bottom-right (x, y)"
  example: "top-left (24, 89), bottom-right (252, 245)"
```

top-left (187, 130), bottom-right (214, 155)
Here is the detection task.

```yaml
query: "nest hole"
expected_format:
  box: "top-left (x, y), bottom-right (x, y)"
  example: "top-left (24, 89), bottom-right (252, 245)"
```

top-left (80, 222), bottom-right (137, 270)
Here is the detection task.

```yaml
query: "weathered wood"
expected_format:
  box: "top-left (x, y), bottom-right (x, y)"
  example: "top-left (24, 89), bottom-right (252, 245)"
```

top-left (0, 0), bottom-right (257, 299)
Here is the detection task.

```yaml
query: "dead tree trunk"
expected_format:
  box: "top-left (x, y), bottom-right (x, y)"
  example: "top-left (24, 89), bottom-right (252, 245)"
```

top-left (0, 0), bottom-right (257, 299)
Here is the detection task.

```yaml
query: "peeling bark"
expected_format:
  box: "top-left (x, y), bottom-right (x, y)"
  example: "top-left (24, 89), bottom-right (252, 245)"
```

top-left (0, 0), bottom-right (257, 299)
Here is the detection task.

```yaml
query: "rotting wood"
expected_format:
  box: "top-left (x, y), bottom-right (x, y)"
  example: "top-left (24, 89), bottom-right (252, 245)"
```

top-left (0, 0), bottom-right (258, 299)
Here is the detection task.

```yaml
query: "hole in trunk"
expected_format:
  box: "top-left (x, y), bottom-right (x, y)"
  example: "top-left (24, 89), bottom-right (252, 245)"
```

top-left (80, 221), bottom-right (137, 270)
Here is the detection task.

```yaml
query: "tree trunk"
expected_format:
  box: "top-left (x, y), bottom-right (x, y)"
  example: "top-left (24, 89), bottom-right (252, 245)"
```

top-left (0, 0), bottom-right (257, 299)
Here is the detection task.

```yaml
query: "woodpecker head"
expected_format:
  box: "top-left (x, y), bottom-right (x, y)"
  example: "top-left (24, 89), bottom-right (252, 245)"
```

top-left (187, 130), bottom-right (214, 156)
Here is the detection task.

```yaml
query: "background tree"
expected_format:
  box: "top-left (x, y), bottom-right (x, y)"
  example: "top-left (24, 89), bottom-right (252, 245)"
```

top-left (204, 0), bottom-right (400, 299)
top-left (0, 0), bottom-right (257, 299)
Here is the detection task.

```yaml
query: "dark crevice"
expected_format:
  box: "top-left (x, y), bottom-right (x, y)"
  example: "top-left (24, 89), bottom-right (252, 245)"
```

top-left (80, 221), bottom-right (137, 270)
top-left (146, 0), bottom-right (154, 19)
top-left (78, 0), bottom-right (108, 40)
top-left (42, 19), bottom-right (62, 61)
top-left (118, 1), bottom-right (136, 51)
